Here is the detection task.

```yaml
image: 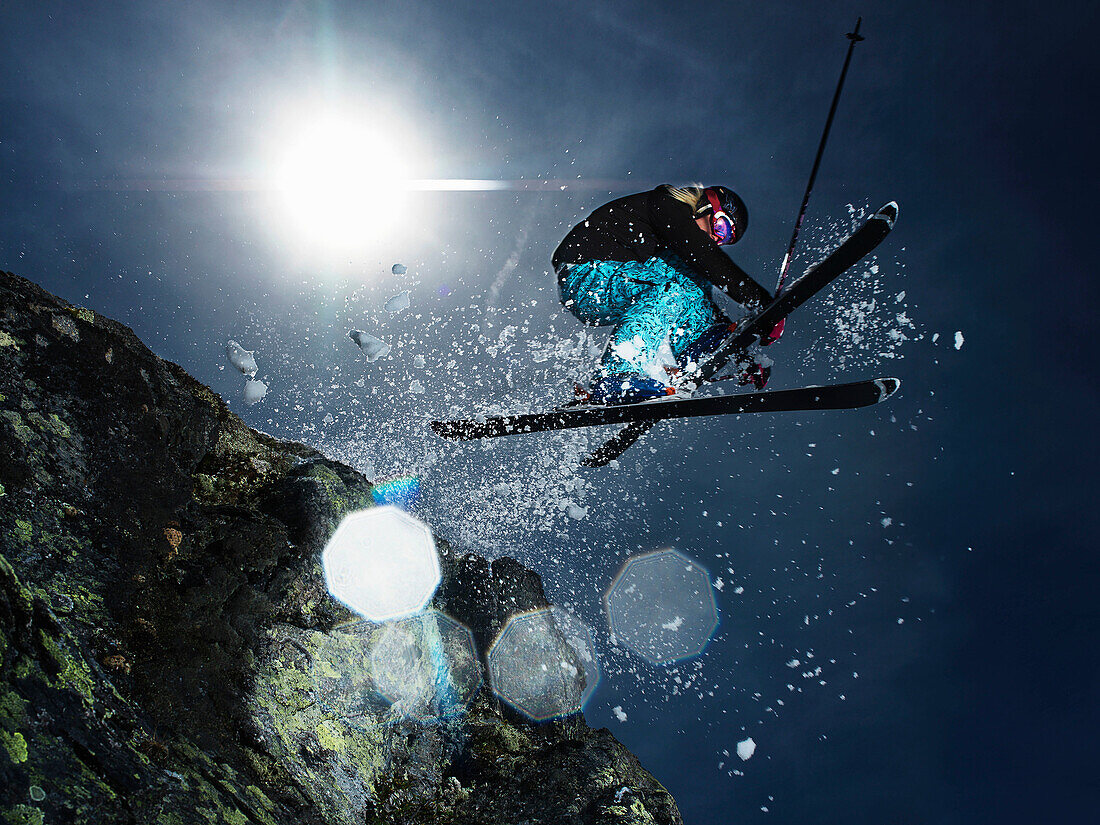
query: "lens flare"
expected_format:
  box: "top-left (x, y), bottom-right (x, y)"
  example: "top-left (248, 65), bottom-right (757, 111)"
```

top-left (371, 476), bottom-right (421, 510)
top-left (272, 111), bottom-right (413, 251)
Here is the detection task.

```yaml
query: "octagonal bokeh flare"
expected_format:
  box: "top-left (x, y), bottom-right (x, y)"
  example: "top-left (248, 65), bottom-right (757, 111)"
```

top-left (321, 505), bottom-right (440, 621)
top-left (605, 548), bottom-right (718, 665)
top-left (487, 606), bottom-right (599, 721)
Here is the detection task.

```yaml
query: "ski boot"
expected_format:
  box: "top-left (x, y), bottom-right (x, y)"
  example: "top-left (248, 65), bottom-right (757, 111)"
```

top-left (676, 321), bottom-right (737, 377)
top-left (759, 318), bottom-right (785, 346)
top-left (710, 352), bottom-right (772, 390)
top-left (737, 361), bottom-right (771, 390)
top-left (581, 373), bottom-right (683, 406)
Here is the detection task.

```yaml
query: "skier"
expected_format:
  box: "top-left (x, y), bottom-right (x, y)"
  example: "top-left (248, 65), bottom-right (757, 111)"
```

top-left (437, 196), bottom-right (899, 449)
top-left (552, 184), bottom-right (777, 406)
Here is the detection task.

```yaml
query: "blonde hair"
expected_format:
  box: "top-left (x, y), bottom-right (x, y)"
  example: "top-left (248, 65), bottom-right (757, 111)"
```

top-left (661, 183), bottom-right (708, 216)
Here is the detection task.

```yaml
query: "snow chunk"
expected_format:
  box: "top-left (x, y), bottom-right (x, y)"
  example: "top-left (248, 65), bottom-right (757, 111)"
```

top-left (736, 737), bottom-right (756, 761)
top-left (565, 503), bottom-right (588, 520)
top-left (243, 377), bottom-right (268, 405)
top-left (391, 263), bottom-right (407, 276)
top-left (408, 379), bottom-right (425, 395)
top-left (385, 291), bottom-right (411, 315)
top-left (609, 333), bottom-right (676, 383)
top-left (610, 336), bottom-right (645, 365)
top-left (612, 705), bottom-right (628, 722)
top-left (226, 340), bottom-right (257, 377)
top-left (349, 330), bottom-right (391, 361)
top-left (954, 330), bottom-right (965, 350)
top-left (661, 616), bottom-right (684, 631)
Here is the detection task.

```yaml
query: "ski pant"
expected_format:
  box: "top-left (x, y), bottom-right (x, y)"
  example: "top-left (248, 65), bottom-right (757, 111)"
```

top-left (557, 253), bottom-right (726, 378)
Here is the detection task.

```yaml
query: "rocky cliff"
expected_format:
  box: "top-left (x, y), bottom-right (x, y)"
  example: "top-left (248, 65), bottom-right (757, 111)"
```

top-left (0, 270), bottom-right (682, 825)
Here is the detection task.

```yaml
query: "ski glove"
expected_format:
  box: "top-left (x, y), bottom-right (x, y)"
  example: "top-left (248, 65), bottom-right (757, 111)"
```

top-left (760, 318), bottom-right (785, 346)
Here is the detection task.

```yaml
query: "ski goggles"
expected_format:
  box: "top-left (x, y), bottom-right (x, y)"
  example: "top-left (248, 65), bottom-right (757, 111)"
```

top-left (705, 189), bottom-right (736, 245)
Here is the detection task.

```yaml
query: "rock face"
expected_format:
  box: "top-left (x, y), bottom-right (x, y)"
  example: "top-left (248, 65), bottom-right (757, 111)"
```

top-left (0, 270), bottom-right (682, 825)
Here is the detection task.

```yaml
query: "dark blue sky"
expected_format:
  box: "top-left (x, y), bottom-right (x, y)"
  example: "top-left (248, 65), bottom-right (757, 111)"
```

top-left (2, 2), bottom-right (1097, 822)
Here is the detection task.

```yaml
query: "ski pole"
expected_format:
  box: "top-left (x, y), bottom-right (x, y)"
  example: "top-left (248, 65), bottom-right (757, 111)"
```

top-left (775, 17), bottom-right (865, 295)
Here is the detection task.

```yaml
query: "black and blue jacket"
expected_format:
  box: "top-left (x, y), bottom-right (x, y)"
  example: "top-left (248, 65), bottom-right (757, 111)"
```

top-left (551, 186), bottom-right (772, 308)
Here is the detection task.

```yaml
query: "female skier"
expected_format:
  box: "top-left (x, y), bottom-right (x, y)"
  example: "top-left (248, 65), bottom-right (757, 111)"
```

top-left (552, 184), bottom-right (776, 406)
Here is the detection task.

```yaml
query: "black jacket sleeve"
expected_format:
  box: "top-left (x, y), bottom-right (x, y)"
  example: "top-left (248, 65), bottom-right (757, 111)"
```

top-left (647, 188), bottom-right (772, 308)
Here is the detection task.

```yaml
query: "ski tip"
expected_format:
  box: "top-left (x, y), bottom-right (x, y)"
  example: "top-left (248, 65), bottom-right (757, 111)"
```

top-left (429, 420), bottom-right (459, 439)
top-left (874, 201), bottom-right (899, 228)
top-left (874, 377), bottom-right (901, 400)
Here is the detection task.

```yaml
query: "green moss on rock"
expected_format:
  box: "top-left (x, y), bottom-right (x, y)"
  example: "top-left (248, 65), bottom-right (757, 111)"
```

top-left (0, 688), bottom-right (28, 730)
top-left (2, 805), bottom-right (44, 825)
top-left (35, 629), bottom-right (96, 707)
top-left (1, 730), bottom-right (28, 763)
top-left (1, 411), bottom-right (35, 445)
top-left (12, 521), bottom-right (33, 545)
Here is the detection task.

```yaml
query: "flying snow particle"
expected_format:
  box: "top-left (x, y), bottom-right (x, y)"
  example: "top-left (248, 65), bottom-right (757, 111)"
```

top-left (385, 291), bottom-right (411, 315)
top-left (243, 378), bottom-right (267, 405)
top-left (736, 737), bottom-right (756, 761)
top-left (610, 336), bottom-right (644, 364)
top-left (226, 340), bottom-right (257, 377)
top-left (349, 330), bottom-right (391, 361)
top-left (954, 330), bottom-right (965, 350)
top-left (409, 379), bottom-right (425, 395)
top-left (414, 354), bottom-right (426, 368)
top-left (881, 517), bottom-right (893, 527)
top-left (612, 706), bottom-right (628, 722)
top-left (391, 263), bottom-right (407, 275)
top-left (661, 616), bottom-right (685, 631)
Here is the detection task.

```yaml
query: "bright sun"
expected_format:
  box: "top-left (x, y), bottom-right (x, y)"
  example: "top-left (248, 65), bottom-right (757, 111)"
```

top-left (272, 112), bottom-right (414, 252)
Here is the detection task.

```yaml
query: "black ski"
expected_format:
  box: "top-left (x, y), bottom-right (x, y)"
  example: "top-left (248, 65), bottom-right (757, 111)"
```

top-left (579, 201), bottom-right (897, 465)
top-left (430, 378), bottom-right (899, 443)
